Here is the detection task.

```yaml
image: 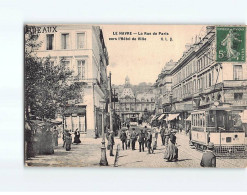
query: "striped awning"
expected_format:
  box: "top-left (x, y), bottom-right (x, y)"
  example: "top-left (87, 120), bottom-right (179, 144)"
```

top-left (185, 115), bottom-right (192, 121)
top-left (158, 114), bottom-right (166, 120)
top-left (167, 113), bottom-right (179, 121)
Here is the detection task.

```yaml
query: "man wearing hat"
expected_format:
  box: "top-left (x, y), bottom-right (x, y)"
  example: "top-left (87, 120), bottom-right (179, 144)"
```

top-left (200, 142), bottom-right (216, 167)
top-left (126, 128), bottom-right (131, 149)
top-left (120, 129), bottom-right (127, 150)
top-left (108, 131), bottom-right (115, 156)
top-left (137, 129), bottom-right (145, 152)
top-left (147, 129), bottom-right (153, 154)
top-left (143, 126), bottom-right (148, 148)
top-left (160, 125), bottom-right (165, 146)
top-left (130, 128), bottom-right (137, 150)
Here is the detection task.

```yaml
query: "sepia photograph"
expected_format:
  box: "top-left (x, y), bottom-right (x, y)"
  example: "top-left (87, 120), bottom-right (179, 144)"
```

top-left (24, 24), bottom-right (247, 168)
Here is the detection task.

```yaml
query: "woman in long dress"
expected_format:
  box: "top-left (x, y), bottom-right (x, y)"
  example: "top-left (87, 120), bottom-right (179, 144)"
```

top-left (65, 133), bottom-right (72, 151)
top-left (73, 129), bottom-right (81, 144)
top-left (164, 130), bottom-right (178, 162)
top-left (53, 127), bottom-right (59, 146)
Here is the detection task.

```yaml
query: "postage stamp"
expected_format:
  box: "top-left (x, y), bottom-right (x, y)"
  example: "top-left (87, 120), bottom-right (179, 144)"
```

top-left (216, 26), bottom-right (246, 62)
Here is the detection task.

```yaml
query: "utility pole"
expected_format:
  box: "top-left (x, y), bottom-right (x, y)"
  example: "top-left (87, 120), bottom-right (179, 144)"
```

top-left (113, 88), bottom-right (116, 111)
top-left (109, 72), bottom-right (113, 132)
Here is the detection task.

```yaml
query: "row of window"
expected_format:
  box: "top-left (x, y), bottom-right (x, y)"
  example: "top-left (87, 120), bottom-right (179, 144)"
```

top-left (173, 49), bottom-right (214, 86)
top-left (116, 103), bottom-right (155, 108)
top-left (197, 50), bottom-right (214, 73)
top-left (120, 98), bottom-right (155, 102)
top-left (52, 60), bottom-right (86, 79)
top-left (46, 32), bottom-right (85, 50)
top-left (116, 106), bottom-right (155, 112)
top-left (192, 113), bottom-right (205, 127)
top-left (172, 65), bottom-right (244, 99)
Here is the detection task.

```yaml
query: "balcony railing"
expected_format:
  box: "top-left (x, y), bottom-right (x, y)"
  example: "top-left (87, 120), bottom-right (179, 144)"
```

top-left (226, 100), bottom-right (247, 106)
top-left (223, 80), bottom-right (247, 88)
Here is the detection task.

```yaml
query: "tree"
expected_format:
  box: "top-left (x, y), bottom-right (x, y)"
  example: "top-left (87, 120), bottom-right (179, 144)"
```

top-left (24, 26), bottom-right (82, 120)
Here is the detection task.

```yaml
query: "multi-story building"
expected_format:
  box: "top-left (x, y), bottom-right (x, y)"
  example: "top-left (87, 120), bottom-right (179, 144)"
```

top-left (154, 60), bottom-right (176, 114)
top-left (156, 26), bottom-right (247, 129)
top-left (114, 76), bottom-right (155, 123)
top-left (32, 24), bottom-right (109, 137)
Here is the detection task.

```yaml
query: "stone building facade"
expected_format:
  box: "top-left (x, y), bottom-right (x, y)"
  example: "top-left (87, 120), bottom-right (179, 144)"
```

top-left (32, 24), bottom-right (109, 137)
top-left (114, 76), bottom-right (155, 123)
top-left (155, 26), bottom-right (247, 129)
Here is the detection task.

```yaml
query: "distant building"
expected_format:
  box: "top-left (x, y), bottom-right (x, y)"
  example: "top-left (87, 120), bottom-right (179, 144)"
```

top-left (154, 60), bottom-right (176, 114)
top-left (33, 24), bottom-right (109, 137)
top-left (114, 76), bottom-right (155, 123)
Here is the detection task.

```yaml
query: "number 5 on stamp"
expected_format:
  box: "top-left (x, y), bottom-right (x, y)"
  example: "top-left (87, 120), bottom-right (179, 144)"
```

top-left (216, 26), bottom-right (246, 62)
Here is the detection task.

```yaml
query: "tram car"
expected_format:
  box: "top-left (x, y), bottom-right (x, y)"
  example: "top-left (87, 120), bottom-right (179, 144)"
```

top-left (129, 116), bottom-right (138, 126)
top-left (190, 107), bottom-right (247, 154)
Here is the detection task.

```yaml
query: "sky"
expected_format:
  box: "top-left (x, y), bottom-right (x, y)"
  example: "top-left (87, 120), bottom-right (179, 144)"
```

top-left (102, 25), bottom-right (207, 85)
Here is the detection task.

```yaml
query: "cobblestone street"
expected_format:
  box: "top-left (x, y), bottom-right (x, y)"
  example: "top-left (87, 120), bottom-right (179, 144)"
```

top-left (26, 128), bottom-right (247, 168)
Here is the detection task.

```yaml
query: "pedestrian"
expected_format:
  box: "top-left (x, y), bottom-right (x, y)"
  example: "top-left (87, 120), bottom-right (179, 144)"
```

top-left (147, 129), bottom-right (153, 154)
top-left (62, 130), bottom-right (67, 148)
top-left (130, 129), bottom-right (137, 150)
top-left (108, 131), bottom-right (115, 156)
top-left (120, 129), bottom-right (127, 150)
top-left (152, 128), bottom-right (158, 150)
top-left (73, 128), bottom-right (81, 144)
top-left (138, 129), bottom-right (145, 152)
top-left (164, 126), bottom-right (172, 146)
top-left (106, 127), bottom-right (110, 140)
top-left (160, 126), bottom-right (165, 146)
top-left (65, 132), bottom-right (72, 151)
top-left (178, 123), bottom-right (183, 134)
top-left (200, 142), bottom-right (216, 168)
top-left (126, 128), bottom-right (131, 149)
top-left (53, 126), bottom-right (59, 147)
top-left (164, 130), bottom-right (178, 162)
top-left (143, 126), bottom-right (148, 148)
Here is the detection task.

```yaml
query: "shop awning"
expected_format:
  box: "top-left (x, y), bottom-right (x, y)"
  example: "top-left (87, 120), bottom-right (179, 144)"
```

top-left (167, 114), bottom-right (179, 121)
top-left (150, 115), bottom-right (155, 121)
top-left (158, 114), bottom-right (166, 120)
top-left (29, 120), bottom-right (52, 127)
top-left (51, 119), bottom-right (63, 125)
top-left (151, 115), bottom-right (158, 122)
top-left (185, 115), bottom-right (192, 121)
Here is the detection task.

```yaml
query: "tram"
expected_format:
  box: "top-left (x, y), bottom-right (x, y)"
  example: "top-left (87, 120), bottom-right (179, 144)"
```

top-left (190, 107), bottom-right (247, 154)
top-left (129, 116), bottom-right (138, 126)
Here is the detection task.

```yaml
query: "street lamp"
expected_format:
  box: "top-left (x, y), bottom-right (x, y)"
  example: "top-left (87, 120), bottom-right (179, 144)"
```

top-left (99, 100), bottom-right (108, 166)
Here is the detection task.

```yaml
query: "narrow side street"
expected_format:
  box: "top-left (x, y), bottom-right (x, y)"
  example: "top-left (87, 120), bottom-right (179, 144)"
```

top-left (26, 129), bottom-right (247, 168)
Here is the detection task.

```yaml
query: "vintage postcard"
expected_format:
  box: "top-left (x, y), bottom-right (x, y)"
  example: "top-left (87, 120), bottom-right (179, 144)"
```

top-left (24, 24), bottom-right (247, 168)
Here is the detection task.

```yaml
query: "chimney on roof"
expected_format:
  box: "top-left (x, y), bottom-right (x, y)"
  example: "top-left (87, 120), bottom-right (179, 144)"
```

top-left (185, 43), bottom-right (191, 50)
top-left (206, 26), bottom-right (215, 34)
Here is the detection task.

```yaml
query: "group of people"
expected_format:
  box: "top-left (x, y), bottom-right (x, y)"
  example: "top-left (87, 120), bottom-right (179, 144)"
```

top-left (117, 126), bottom-right (159, 154)
top-left (159, 125), bottom-right (178, 162)
top-left (111, 122), bottom-right (216, 167)
top-left (62, 129), bottom-right (82, 151)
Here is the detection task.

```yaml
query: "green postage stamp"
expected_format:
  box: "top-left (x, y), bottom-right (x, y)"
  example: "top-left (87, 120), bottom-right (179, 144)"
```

top-left (216, 26), bottom-right (246, 62)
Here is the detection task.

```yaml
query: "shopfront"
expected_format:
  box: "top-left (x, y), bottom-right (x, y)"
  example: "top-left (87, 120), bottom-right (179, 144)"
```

top-left (63, 105), bottom-right (87, 133)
